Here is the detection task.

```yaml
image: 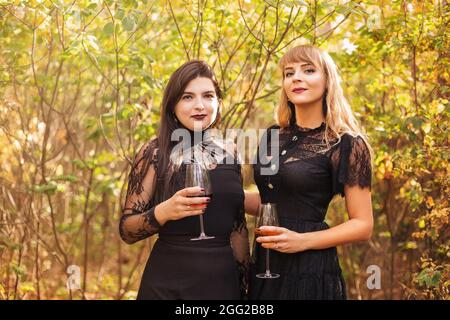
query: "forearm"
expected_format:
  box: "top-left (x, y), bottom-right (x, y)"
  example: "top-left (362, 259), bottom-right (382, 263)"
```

top-left (303, 218), bottom-right (373, 251)
top-left (244, 191), bottom-right (261, 216)
top-left (154, 201), bottom-right (170, 226)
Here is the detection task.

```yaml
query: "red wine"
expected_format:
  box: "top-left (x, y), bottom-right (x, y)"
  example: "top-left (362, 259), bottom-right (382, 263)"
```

top-left (187, 193), bottom-right (213, 208)
top-left (254, 228), bottom-right (280, 237)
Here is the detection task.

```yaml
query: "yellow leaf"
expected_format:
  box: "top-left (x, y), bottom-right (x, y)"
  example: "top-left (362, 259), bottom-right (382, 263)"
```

top-left (405, 241), bottom-right (418, 249)
top-left (426, 196), bottom-right (435, 208)
top-left (19, 282), bottom-right (36, 293)
top-left (418, 220), bottom-right (426, 229)
top-left (422, 123), bottom-right (431, 134)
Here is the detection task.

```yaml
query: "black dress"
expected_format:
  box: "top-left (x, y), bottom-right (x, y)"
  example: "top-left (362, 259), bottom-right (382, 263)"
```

top-left (250, 122), bottom-right (372, 300)
top-left (119, 138), bottom-right (249, 300)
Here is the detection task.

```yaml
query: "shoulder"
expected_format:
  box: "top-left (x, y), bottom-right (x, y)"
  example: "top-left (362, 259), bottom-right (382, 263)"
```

top-left (338, 133), bottom-right (370, 148)
top-left (332, 133), bottom-right (372, 195)
top-left (134, 138), bottom-right (159, 165)
top-left (337, 133), bottom-right (372, 167)
top-left (344, 133), bottom-right (371, 154)
top-left (267, 123), bottom-right (281, 130)
top-left (262, 124), bottom-right (282, 139)
top-left (141, 138), bottom-right (158, 155)
top-left (330, 133), bottom-right (371, 160)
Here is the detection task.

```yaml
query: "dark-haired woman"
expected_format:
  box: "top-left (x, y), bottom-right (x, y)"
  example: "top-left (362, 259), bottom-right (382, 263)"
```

top-left (119, 60), bottom-right (249, 300)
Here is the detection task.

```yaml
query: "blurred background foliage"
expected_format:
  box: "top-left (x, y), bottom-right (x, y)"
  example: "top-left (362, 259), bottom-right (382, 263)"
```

top-left (0, 0), bottom-right (448, 299)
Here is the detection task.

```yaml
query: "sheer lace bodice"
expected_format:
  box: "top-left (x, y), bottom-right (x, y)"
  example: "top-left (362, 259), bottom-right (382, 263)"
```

top-left (255, 122), bottom-right (372, 205)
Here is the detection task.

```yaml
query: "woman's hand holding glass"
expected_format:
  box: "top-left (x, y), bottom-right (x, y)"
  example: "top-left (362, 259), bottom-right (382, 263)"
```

top-left (155, 186), bottom-right (210, 225)
top-left (256, 226), bottom-right (310, 253)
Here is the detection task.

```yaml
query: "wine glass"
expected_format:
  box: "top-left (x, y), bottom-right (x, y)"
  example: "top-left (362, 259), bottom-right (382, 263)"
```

top-left (255, 203), bottom-right (280, 279)
top-left (185, 163), bottom-right (215, 241)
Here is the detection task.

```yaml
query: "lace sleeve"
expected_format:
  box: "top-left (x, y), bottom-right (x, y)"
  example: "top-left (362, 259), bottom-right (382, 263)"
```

top-left (119, 139), bottom-right (161, 245)
top-left (230, 205), bottom-right (250, 299)
top-left (332, 134), bottom-right (372, 197)
top-left (230, 145), bottom-right (250, 299)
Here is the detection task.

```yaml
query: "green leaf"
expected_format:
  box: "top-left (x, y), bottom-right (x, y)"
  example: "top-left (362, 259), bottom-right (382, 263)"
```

top-left (122, 16), bottom-right (135, 32)
top-left (431, 271), bottom-right (442, 288)
top-left (31, 183), bottom-right (58, 194)
top-left (103, 22), bottom-right (114, 36)
top-left (52, 175), bottom-right (78, 183)
top-left (72, 159), bottom-right (87, 169)
top-left (417, 269), bottom-right (442, 288)
top-left (116, 9), bottom-right (125, 20)
top-left (87, 2), bottom-right (98, 10)
top-left (11, 264), bottom-right (26, 278)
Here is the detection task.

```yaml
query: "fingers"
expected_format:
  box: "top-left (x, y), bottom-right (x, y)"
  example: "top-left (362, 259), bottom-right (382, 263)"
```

top-left (173, 203), bottom-right (205, 219)
top-left (177, 187), bottom-right (210, 206)
top-left (261, 242), bottom-right (282, 250)
top-left (258, 226), bottom-right (286, 233)
top-left (184, 208), bottom-right (205, 216)
top-left (175, 187), bottom-right (211, 213)
top-left (259, 237), bottom-right (284, 250)
top-left (175, 195), bottom-right (208, 218)
top-left (183, 203), bottom-right (207, 212)
top-left (167, 187), bottom-right (211, 220)
top-left (176, 195), bottom-right (209, 211)
top-left (176, 201), bottom-right (206, 212)
top-left (256, 227), bottom-right (286, 243)
top-left (256, 235), bottom-right (283, 244)
top-left (180, 186), bottom-right (205, 197)
top-left (184, 196), bottom-right (210, 206)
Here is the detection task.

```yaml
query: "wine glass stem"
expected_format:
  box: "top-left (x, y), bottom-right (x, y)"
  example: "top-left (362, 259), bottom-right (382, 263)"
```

top-left (265, 248), bottom-right (270, 275)
top-left (199, 214), bottom-right (206, 235)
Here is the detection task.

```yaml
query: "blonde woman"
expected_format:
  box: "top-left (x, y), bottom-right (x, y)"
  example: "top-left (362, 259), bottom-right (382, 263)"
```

top-left (245, 45), bottom-right (373, 300)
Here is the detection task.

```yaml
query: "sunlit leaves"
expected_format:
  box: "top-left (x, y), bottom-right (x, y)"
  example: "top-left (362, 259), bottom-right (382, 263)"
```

top-left (0, 0), bottom-right (448, 300)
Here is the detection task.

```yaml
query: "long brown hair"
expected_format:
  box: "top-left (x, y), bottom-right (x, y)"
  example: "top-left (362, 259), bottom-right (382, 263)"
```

top-left (154, 60), bottom-right (222, 204)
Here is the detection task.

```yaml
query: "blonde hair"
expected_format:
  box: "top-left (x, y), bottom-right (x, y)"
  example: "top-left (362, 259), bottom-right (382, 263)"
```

top-left (276, 45), bottom-right (372, 155)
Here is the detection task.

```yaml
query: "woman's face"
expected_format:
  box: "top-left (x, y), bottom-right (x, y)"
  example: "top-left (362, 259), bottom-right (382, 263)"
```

top-left (174, 77), bottom-right (219, 131)
top-left (283, 61), bottom-right (327, 107)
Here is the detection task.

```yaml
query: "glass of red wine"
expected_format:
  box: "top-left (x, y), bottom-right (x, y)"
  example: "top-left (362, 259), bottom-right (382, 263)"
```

top-left (255, 203), bottom-right (280, 279)
top-left (185, 162), bottom-right (215, 241)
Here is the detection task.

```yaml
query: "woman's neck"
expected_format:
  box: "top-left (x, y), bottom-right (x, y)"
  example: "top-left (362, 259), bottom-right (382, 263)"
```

top-left (294, 101), bottom-right (325, 129)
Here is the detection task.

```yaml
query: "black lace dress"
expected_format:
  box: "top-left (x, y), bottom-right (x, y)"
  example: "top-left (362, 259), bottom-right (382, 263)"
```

top-left (250, 122), bottom-right (372, 300)
top-left (119, 138), bottom-right (249, 300)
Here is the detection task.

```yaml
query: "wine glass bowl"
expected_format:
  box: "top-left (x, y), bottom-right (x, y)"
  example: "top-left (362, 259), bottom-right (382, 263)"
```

top-left (185, 163), bottom-right (215, 241)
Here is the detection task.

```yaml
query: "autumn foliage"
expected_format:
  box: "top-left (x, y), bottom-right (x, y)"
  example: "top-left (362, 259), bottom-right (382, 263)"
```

top-left (0, 0), bottom-right (448, 299)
